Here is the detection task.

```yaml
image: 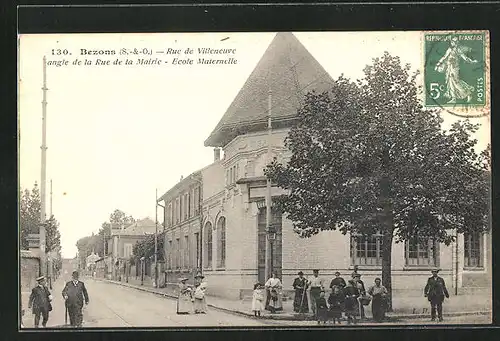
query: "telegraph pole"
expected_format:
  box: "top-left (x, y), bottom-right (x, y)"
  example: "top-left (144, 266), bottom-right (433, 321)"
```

top-left (154, 188), bottom-right (158, 288)
top-left (50, 180), bottom-right (53, 218)
top-left (264, 88), bottom-right (272, 280)
top-left (40, 56), bottom-right (48, 277)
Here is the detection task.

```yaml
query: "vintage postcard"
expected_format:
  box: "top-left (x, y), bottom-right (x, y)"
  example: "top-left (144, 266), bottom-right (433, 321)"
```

top-left (18, 31), bottom-right (491, 329)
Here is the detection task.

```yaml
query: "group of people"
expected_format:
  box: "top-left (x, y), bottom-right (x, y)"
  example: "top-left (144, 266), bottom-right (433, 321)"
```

top-left (251, 267), bottom-right (451, 324)
top-left (252, 268), bottom-right (449, 324)
top-left (290, 269), bottom-right (388, 324)
top-left (176, 272), bottom-right (208, 315)
top-left (25, 271), bottom-right (89, 328)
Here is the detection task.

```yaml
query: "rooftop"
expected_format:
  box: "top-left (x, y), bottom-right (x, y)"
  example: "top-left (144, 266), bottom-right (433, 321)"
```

top-left (204, 32), bottom-right (335, 147)
top-left (157, 169), bottom-right (204, 203)
top-left (113, 218), bottom-right (158, 236)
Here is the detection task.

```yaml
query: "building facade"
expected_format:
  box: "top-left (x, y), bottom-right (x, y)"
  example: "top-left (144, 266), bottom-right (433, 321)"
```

top-left (160, 33), bottom-right (492, 300)
top-left (105, 218), bottom-right (157, 280)
top-left (159, 172), bottom-right (204, 285)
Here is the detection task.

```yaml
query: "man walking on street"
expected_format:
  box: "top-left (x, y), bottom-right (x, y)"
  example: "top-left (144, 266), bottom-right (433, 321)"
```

top-left (28, 276), bottom-right (53, 328)
top-left (307, 269), bottom-right (324, 318)
top-left (424, 268), bottom-right (449, 322)
top-left (62, 271), bottom-right (89, 327)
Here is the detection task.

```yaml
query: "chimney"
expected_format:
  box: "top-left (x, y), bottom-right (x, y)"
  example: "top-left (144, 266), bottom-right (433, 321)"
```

top-left (214, 148), bottom-right (221, 162)
top-left (180, 175), bottom-right (184, 182)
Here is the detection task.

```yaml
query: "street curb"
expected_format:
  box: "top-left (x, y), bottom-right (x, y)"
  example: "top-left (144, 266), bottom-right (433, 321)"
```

top-left (92, 278), bottom-right (491, 322)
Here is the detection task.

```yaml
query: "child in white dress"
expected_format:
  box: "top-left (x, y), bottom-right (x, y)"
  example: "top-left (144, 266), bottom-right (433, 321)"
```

top-left (251, 283), bottom-right (264, 317)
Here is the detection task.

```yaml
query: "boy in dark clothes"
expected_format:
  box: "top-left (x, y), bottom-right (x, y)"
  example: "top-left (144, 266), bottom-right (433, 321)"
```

top-left (316, 291), bottom-right (328, 324)
top-left (328, 285), bottom-right (345, 324)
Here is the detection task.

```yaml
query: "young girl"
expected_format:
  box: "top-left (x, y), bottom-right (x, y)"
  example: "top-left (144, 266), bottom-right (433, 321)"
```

top-left (328, 285), bottom-right (345, 324)
top-left (344, 280), bottom-right (360, 325)
top-left (251, 283), bottom-right (264, 317)
top-left (316, 291), bottom-right (329, 324)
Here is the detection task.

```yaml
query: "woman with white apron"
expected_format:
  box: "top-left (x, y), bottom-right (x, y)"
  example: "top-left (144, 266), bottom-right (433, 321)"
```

top-left (265, 272), bottom-right (283, 313)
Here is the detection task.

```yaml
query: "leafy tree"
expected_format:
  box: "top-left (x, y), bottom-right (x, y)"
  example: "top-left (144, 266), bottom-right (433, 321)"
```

top-left (132, 231), bottom-right (165, 261)
top-left (110, 209), bottom-right (135, 227)
top-left (19, 183), bottom-right (41, 249)
top-left (266, 52), bottom-right (490, 310)
top-left (45, 215), bottom-right (61, 253)
top-left (20, 183), bottom-right (62, 256)
top-left (75, 209), bottom-right (135, 261)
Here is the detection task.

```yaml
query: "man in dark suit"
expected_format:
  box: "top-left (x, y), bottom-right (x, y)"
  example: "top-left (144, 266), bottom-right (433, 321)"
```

top-left (424, 268), bottom-right (450, 322)
top-left (329, 271), bottom-right (347, 289)
top-left (62, 271), bottom-right (89, 327)
top-left (353, 273), bottom-right (367, 320)
top-left (28, 276), bottom-right (53, 328)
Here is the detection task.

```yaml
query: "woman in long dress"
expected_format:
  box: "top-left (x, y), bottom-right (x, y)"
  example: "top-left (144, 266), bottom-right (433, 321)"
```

top-left (193, 274), bottom-right (208, 314)
top-left (344, 280), bottom-right (360, 325)
top-left (265, 272), bottom-right (283, 313)
top-left (435, 36), bottom-right (478, 103)
top-left (177, 278), bottom-right (193, 314)
top-left (368, 278), bottom-right (388, 322)
top-left (292, 271), bottom-right (309, 313)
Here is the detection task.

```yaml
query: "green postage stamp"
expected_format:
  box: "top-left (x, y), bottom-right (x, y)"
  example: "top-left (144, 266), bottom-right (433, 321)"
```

top-left (423, 31), bottom-right (490, 117)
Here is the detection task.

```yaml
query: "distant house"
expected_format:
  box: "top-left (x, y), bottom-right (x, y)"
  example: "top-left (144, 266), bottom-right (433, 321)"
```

top-left (85, 251), bottom-right (101, 274)
top-left (105, 218), bottom-right (158, 279)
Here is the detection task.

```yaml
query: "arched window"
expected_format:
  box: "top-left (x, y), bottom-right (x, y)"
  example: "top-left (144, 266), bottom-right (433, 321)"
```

top-left (204, 222), bottom-right (213, 269)
top-left (217, 217), bottom-right (226, 268)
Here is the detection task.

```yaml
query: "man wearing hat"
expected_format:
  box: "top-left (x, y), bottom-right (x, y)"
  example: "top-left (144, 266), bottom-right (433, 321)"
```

top-left (307, 269), bottom-right (325, 318)
top-left (28, 276), bottom-right (53, 328)
top-left (424, 268), bottom-right (449, 322)
top-left (62, 271), bottom-right (89, 327)
top-left (352, 273), bottom-right (367, 320)
top-left (292, 271), bottom-right (309, 313)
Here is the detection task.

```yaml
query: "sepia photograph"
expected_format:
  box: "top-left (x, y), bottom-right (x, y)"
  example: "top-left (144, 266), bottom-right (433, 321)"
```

top-left (18, 30), bottom-right (492, 329)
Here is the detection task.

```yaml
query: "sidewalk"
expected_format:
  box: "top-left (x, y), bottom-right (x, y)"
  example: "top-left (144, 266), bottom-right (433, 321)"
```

top-left (92, 277), bottom-right (492, 321)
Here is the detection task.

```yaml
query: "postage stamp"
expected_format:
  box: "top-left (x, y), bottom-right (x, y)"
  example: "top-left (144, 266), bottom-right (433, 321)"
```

top-left (423, 30), bottom-right (490, 117)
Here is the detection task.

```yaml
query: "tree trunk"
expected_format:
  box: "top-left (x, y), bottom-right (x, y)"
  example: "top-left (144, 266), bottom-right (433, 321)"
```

top-left (381, 230), bottom-right (394, 312)
top-left (380, 149), bottom-right (394, 311)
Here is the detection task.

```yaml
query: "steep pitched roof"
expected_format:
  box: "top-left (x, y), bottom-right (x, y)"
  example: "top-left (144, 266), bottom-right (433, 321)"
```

top-left (204, 32), bottom-right (335, 147)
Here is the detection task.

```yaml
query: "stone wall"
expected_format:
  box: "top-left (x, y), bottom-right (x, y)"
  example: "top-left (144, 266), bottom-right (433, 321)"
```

top-left (20, 251), bottom-right (40, 322)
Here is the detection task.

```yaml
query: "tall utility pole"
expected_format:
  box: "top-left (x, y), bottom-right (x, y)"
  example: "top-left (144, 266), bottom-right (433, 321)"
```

top-left (264, 88), bottom-right (272, 280)
top-left (50, 180), bottom-right (53, 218)
top-left (40, 56), bottom-right (48, 277)
top-left (156, 196), bottom-right (165, 285)
top-left (154, 188), bottom-right (158, 288)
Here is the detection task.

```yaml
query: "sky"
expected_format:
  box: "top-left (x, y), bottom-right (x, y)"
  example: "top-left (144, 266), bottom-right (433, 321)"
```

top-left (18, 32), bottom-right (490, 258)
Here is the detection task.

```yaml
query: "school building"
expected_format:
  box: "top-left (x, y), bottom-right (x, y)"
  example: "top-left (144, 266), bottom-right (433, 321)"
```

top-left (158, 32), bottom-right (491, 300)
